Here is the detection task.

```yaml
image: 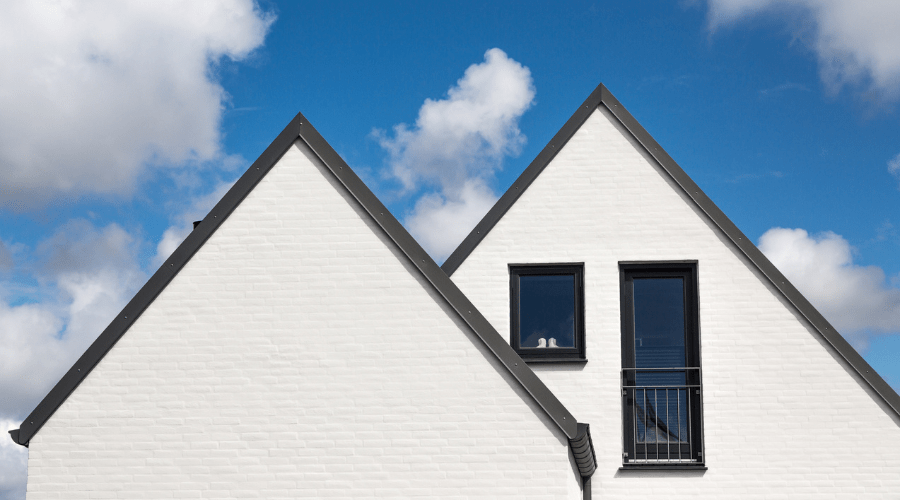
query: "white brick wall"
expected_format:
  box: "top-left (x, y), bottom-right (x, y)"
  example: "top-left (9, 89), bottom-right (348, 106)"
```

top-left (450, 105), bottom-right (900, 498)
top-left (26, 140), bottom-right (582, 499)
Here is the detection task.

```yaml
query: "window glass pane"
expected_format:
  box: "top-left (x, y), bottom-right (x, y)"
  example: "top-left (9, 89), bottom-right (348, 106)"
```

top-left (633, 277), bottom-right (686, 385)
top-left (518, 274), bottom-right (576, 348)
top-left (634, 387), bottom-right (689, 445)
top-left (622, 266), bottom-right (702, 464)
top-left (632, 277), bottom-right (688, 446)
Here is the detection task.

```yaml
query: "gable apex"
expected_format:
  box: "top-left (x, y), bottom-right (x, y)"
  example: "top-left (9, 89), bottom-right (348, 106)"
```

top-left (442, 83), bottom-right (900, 420)
top-left (10, 110), bottom-right (586, 459)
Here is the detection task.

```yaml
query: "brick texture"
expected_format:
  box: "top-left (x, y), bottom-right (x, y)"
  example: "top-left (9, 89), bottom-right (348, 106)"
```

top-left (450, 105), bottom-right (900, 498)
top-left (27, 141), bottom-right (583, 499)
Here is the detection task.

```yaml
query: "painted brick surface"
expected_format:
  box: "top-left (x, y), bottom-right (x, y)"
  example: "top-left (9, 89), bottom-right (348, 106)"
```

top-left (450, 105), bottom-right (900, 498)
top-left (26, 141), bottom-right (582, 499)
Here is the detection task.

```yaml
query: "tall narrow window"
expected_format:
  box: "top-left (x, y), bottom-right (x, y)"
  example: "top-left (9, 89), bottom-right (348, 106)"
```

top-left (620, 263), bottom-right (703, 467)
top-left (510, 264), bottom-right (585, 362)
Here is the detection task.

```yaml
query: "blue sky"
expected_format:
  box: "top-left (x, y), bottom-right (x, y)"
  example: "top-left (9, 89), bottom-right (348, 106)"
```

top-left (2, 1), bottom-right (900, 497)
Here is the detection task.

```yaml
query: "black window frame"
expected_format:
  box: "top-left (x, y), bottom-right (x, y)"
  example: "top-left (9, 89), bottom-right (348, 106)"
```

top-left (509, 263), bottom-right (586, 362)
top-left (620, 261), bottom-right (705, 468)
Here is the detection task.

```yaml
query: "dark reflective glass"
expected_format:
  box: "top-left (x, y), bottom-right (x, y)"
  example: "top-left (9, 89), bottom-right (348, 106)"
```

top-left (518, 274), bottom-right (576, 349)
top-left (633, 277), bottom-right (686, 385)
top-left (622, 266), bottom-right (701, 464)
top-left (634, 388), bottom-right (689, 445)
top-left (632, 277), bottom-right (688, 445)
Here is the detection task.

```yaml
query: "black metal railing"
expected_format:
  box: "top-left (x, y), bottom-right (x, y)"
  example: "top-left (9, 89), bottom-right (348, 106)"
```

top-left (622, 367), bottom-right (703, 464)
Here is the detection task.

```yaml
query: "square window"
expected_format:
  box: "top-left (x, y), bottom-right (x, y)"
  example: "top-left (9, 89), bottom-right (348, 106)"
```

top-left (510, 264), bottom-right (585, 361)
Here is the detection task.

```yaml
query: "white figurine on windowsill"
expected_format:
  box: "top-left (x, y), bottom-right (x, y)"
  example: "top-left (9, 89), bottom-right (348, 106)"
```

top-left (536, 338), bottom-right (547, 348)
top-left (548, 338), bottom-right (558, 348)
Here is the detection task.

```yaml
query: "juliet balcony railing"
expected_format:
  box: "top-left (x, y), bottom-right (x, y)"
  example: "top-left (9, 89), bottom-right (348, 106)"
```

top-left (622, 367), bottom-right (704, 465)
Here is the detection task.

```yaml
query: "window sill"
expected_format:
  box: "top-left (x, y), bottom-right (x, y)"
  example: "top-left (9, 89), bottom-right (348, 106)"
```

top-left (619, 464), bottom-right (707, 471)
top-left (522, 357), bottom-right (588, 364)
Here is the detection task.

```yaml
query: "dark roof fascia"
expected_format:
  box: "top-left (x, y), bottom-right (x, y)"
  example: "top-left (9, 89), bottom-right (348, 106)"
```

top-left (441, 84), bottom-right (604, 275)
top-left (441, 83), bottom-right (900, 420)
top-left (11, 110), bottom-right (584, 450)
top-left (9, 112), bottom-right (305, 448)
top-left (286, 113), bottom-right (581, 441)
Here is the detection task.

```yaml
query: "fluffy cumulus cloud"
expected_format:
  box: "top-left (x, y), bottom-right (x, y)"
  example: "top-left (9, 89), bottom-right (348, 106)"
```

top-left (375, 48), bottom-right (535, 260)
top-left (706, 0), bottom-right (900, 99)
top-left (0, 220), bottom-right (147, 498)
top-left (0, 419), bottom-right (27, 500)
top-left (759, 227), bottom-right (900, 348)
top-left (1, 220), bottom-right (146, 417)
top-left (0, 0), bottom-right (274, 209)
top-left (404, 179), bottom-right (499, 260)
top-left (0, 184), bottom-right (232, 495)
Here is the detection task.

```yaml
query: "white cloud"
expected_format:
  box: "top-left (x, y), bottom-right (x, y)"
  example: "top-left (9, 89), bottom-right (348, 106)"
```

top-left (0, 219), bottom-right (147, 500)
top-left (0, 419), bottom-right (27, 500)
top-left (706, 0), bottom-right (900, 99)
top-left (377, 48), bottom-right (534, 195)
top-left (0, 179), bottom-right (235, 494)
top-left (406, 180), bottom-right (498, 261)
top-left (0, 220), bottom-right (146, 419)
top-left (0, 300), bottom-right (64, 417)
top-left (759, 227), bottom-right (900, 348)
top-left (889, 152), bottom-right (900, 188)
top-left (0, 240), bottom-right (12, 272)
top-left (375, 48), bottom-right (534, 261)
top-left (0, 0), bottom-right (274, 209)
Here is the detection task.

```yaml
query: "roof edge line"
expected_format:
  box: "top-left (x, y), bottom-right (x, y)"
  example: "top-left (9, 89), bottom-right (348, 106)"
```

top-left (440, 81), bottom-right (900, 420)
top-left (295, 120), bottom-right (580, 439)
top-left (10, 112), bottom-right (307, 447)
top-left (596, 92), bottom-right (900, 418)
top-left (441, 83), bottom-right (607, 276)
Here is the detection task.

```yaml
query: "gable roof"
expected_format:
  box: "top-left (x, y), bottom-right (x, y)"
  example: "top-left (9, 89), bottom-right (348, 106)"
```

top-left (442, 83), bottom-right (900, 420)
top-left (10, 111), bottom-right (595, 478)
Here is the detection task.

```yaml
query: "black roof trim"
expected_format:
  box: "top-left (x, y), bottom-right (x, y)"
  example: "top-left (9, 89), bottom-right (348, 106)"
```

top-left (8, 429), bottom-right (22, 448)
top-left (442, 84), bottom-right (603, 275)
top-left (9, 111), bottom-right (305, 447)
top-left (441, 83), bottom-right (900, 419)
top-left (11, 110), bottom-right (587, 456)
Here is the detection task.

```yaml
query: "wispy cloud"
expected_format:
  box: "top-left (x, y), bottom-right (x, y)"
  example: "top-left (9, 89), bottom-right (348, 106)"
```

top-left (375, 48), bottom-right (535, 261)
top-left (0, 0), bottom-right (274, 209)
top-left (0, 240), bottom-right (12, 272)
top-left (889, 152), bottom-right (900, 188)
top-left (759, 227), bottom-right (900, 350)
top-left (724, 170), bottom-right (785, 183)
top-left (758, 82), bottom-right (810, 96)
top-left (706, 0), bottom-right (900, 101)
top-left (867, 220), bottom-right (898, 247)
